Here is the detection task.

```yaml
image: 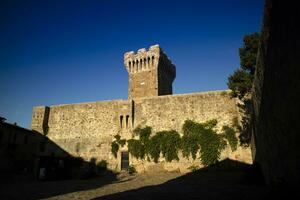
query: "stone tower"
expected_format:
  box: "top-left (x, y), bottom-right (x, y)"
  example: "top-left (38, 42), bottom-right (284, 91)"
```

top-left (124, 44), bottom-right (176, 99)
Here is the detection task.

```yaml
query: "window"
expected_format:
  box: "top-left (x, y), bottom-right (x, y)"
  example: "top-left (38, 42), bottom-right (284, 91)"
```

top-left (120, 115), bottom-right (123, 128)
top-left (152, 56), bottom-right (155, 66)
top-left (126, 115), bottom-right (129, 128)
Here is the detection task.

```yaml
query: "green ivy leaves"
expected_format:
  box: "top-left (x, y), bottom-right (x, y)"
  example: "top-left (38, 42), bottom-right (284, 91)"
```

top-left (111, 119), bottom-right (238, 167)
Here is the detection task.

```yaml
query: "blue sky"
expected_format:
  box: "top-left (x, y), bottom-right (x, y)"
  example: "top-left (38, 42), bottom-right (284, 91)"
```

top-left (0, 0), bottom-right (264, 128)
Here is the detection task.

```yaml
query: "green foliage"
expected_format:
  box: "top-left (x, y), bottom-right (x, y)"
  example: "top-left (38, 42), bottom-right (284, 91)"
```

top-left (133, 126), bottom-right (151, 143)
top-left (228, 69), bottom-right (253, 99)
top-left (146, 133), bottom-right (162, 162)
top-left (111, 134), bottom-right (127, 158)
top-left (111, 141), bottom-right (119, 158)
top-left (227, 32), bottom-right (259, 99)
top-left (111, 120), bottom-right (238, 167)
top-left (222, 125), bottom-right (238, 151)
top-left (182, 120), bottom-right (226, 166)
top-left (127, 126), bottom-right (152, 160)
top-left (96, 159), bottom-right (107, 172)
top-left (128, 165), bottom-right (136, 174)
top-left (198, 127), bottom-right (226, 166)
top-left (182, 120), bottom-right (202, 159)
top-left (130, 127), bottom-right (181, 162)
top-left (227, 33), bottom-right (259, 146)
top-left (231, 117), bottom-right (241, 131)
top-left (114, 135), bottom-right (126, 147)
top-left (203, 119), bottom-right (218, 129)
top-left (127, 139), bottom-right (146, 159)
top-left (188, 165), bottom-right (200, 172)
top-left (158, 130), bottom-right (181, 162)
top-left (239, 33), bottom-right (260, 75)
top-left (114, 135), bottom-right (121, 141)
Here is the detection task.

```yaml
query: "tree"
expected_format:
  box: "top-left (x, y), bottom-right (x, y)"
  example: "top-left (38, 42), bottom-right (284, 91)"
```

top-left (227, 33), bottom-right (260, 145)
top-left (228, 33), bottom-right (260, 99)
top-left (0, 116), bottom-right (7, 123)
top-left (239, 33), bottom-right (260, 75)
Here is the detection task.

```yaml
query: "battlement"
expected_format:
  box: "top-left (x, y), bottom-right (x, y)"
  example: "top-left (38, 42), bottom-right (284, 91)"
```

top-left (124, 45), bottom-right (175, 75)
top-left (124, 45), bottom-right (176, 99)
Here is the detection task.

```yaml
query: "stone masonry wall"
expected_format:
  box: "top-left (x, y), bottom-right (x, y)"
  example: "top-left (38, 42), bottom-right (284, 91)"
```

top-left (251, 0), bottom-right (300, 185)
top-left (32, 90), bottom-right (252, 173)
top-left (124, 45), bottom-right (176, 99)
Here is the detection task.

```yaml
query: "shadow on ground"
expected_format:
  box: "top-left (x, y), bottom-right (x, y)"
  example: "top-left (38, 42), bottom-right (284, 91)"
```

top-left (92, 159), bottom-right (295, 200)
top-left (0, 170), bottom-right (121, 200)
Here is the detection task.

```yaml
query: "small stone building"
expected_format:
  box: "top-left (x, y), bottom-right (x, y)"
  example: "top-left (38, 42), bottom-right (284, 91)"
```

top-left (31, 45), bottom-right (252, 173)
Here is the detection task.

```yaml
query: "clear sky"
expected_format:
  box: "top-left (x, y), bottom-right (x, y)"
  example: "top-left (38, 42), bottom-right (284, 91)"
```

top-left (0, 0), bottom-right (264, 128)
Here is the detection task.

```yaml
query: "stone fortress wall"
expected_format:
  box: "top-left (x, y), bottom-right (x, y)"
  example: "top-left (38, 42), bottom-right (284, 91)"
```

top-left (32, 45), bottom-right (252, 173)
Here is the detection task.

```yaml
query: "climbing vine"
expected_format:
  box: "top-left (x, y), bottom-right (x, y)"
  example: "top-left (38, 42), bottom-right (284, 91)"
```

top-left (182, 119), bottom-right (226, 166)
top-left (222, 125), bottom-right (238, 151)
top-left (111, 142), bottom-right (119, 158)
top-left (111, 119), bottom-right (239, 167)
top-left (111, 135), bottom-right (126, 158)
top-left (127, 139), bottom-right (145, 159)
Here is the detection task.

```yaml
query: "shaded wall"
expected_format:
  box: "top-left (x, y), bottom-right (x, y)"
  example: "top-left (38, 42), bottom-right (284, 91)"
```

top-left (0, 122), bottom-right (71, 180)
top-left (252, 0), bottom-right (300, 184)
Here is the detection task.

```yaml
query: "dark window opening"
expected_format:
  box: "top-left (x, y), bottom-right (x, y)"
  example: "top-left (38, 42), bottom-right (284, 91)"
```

top-left (152, 56), bottom-right (155, 66)
top-left (126, 115), bottom-right (129, 128)
top-left (120, 115), bottom-right (123, 128)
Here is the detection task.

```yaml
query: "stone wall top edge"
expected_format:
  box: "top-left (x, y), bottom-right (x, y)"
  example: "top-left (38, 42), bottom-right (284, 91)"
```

top-left (32, 90), bottom-right (232, 109)
top-left (124, 44), bottom-right (160, 57)
top-left (34, 99), bottom-right (130, 109)
top-left (133, 89), bottom-right (232, 101)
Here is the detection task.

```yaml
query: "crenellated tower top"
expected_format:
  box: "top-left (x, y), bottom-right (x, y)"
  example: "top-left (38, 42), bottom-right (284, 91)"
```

top-left (124, 44), bottom-right (176, 99)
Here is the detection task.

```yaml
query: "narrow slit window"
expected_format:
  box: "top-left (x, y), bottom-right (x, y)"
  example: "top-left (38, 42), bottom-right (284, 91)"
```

top-left (152, 56), bottom-right (155, 66)
top-left (126, 115), bottom-right (129, 128)
top-left (120, 115), bottom-right (123, 128)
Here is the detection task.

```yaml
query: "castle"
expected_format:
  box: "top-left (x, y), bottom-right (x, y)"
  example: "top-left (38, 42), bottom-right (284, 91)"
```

top-left (31, 45), bottom-right (252, 172)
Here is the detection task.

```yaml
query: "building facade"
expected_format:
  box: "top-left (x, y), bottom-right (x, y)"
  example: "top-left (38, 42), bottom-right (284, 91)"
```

top-left (32, 45), bottom-right (252, 173)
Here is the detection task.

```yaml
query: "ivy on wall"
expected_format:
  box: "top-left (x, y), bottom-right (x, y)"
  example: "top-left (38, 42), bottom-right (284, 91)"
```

top-left (182, 119), bottom-right (226, 166)
top-left (222, 125), bottom-right (238, 151)
top-left (111, 119), bottom-right (239, 167)
top-left (111, 135), bottom-right (126, 158)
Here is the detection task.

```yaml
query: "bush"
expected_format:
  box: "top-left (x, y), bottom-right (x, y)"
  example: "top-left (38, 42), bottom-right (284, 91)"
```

top-left (96, 160), bottom-right (107, 173)
top-left (127, 165), bottom-right (136, 174)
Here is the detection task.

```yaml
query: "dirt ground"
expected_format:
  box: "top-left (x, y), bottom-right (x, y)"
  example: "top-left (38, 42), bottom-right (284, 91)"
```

top-left (0, 163), bottom-right (297, 200)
